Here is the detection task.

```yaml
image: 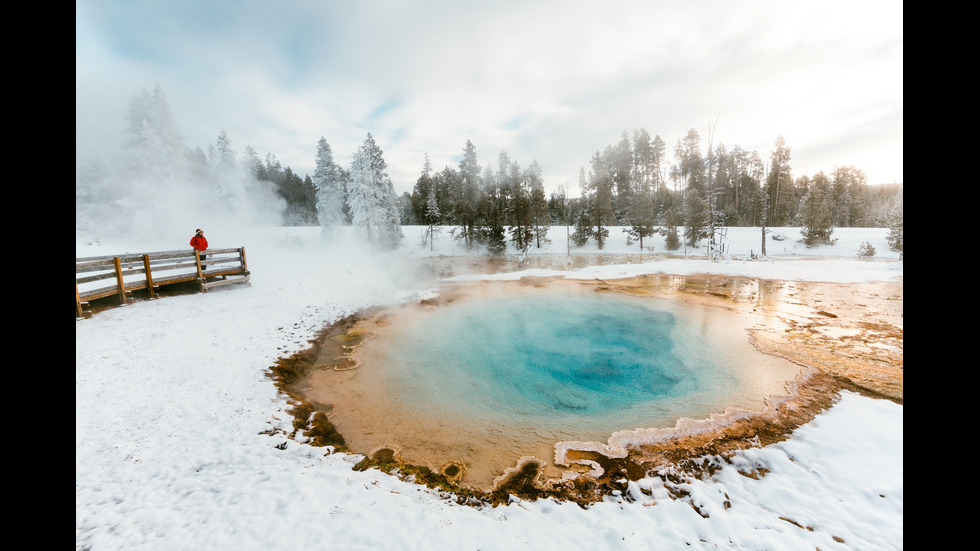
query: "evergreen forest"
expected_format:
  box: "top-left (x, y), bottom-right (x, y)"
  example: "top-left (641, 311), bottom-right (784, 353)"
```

top-left (76, 85), bottom-right (904, 253)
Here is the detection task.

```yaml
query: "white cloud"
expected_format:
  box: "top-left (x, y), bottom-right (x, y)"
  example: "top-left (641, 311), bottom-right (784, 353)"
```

top-left (76, 0), bottom-right (903, 195)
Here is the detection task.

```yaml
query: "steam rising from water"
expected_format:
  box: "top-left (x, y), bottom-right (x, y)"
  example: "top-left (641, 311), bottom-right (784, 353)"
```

top-left (76, 149), bottom-right (286, 246)
top-left (76, 85), bottom-right (287, 246)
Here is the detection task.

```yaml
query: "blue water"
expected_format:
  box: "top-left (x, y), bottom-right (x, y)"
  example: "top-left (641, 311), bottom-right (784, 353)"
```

top-left (318, 286), bottom-right (803, 487)
top-left (380, 291), bottom-right (734, 427)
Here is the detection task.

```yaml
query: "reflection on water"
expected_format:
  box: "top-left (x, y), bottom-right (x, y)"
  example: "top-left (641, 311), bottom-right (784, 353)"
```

top-left (303, 278), bottom-right (803, 490)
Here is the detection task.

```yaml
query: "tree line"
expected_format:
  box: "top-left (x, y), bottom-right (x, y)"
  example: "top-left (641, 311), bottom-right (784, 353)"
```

top-left (392, 129), bottom-right (902, 253)
top-left (75, 84), bottom-right (903, 253)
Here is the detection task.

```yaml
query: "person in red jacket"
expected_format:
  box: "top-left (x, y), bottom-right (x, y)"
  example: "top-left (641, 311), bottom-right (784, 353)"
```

top-left (190, 228), bottom-right (209, 271)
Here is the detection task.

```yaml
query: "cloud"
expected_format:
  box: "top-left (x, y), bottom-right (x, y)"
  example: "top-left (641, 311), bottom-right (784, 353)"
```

top-left (77, 0), bottom-right (903, 197)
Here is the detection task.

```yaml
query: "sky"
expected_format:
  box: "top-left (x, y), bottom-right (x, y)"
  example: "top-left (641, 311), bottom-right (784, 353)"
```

top-left (76, 0), bottom-right (903, 196)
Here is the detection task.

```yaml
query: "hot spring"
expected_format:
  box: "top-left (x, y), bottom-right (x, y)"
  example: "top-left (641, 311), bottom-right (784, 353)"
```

top-left (303, 279), bottom-right (803, 489)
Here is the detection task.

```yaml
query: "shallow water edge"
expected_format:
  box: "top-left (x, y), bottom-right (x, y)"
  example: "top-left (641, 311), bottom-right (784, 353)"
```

top-left (268, 269), bottom-right (902, 505)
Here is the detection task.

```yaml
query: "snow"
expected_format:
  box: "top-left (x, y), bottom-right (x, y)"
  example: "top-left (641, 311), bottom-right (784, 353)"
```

top-left (76, 226), bottom-right (902, 550)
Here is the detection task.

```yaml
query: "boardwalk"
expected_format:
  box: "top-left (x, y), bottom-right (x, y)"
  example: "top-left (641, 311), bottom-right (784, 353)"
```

top-left (76, 247), bottom-right (249, 317)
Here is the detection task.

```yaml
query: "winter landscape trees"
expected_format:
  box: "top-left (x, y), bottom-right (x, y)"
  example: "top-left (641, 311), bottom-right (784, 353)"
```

top-left (76, 84), bottom-right (286, 240)
top-left (76, 85), bottom-right (903, 254)
top-left (346, 133), bottom-right (403, 250)
top-left (312, 137), bottom-right (346, 236)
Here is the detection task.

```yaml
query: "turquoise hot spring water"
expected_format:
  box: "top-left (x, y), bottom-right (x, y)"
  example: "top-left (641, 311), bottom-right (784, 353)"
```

top-left (308, 282), bottom-right (802, 489)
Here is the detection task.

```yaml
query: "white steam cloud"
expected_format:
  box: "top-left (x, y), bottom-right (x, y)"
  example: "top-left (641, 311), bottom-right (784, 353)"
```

top-left (76, 85), bottom-right (286, 249)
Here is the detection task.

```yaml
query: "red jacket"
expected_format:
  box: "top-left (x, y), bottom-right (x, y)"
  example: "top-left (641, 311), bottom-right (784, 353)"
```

top-left (190, 235), bottom-right (208, 251)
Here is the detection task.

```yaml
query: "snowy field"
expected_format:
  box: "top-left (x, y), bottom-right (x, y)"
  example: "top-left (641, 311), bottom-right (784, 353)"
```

top-left (76, 226), bottom-right (902, 550)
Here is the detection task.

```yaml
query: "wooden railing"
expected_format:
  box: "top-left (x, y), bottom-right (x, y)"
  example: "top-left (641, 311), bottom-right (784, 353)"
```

top-left (76, 247), bottom-right (250, 317)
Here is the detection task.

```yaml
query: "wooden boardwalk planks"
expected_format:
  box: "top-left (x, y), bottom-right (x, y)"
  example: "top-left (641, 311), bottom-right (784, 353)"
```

top-left (76, 247), bottom-right (250, 317)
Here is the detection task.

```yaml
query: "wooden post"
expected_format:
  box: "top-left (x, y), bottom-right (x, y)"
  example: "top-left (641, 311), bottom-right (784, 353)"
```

top-left (113, 256), bottom-right (128, 305)
top-left (143, 254), bottom-right (156, 299)
top-left (195, 250), bottom-right (206, 292)
top-left (76, 283), bottom-right (84, 317)
top-left (78, 247), bottom-right (253, 318)
top-left (239, 247), bottom-right (251, 287)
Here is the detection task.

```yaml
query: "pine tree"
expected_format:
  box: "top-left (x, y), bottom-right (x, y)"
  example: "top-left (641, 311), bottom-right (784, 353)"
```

top-left (378, 186), bottom-right (403, 250)
top-left (208, 131), bottom-right (237, 177)
top-left (571, 208), bottom-right (593, 247)
top-left (409, 154), bottom-right (436, 227)
top-left (125, 84), bottom-right (188, 186)
top-left (663, 225), bottom-right (680, 251)
top-left (611, 132), bottom-right (633, 222)
top-left (799, 171), bottom-right (836, 246)
top-left (766, 135), bottom-right (795, 226)
top-left (455, 141), bottom-right (484, 250)
top-left (481, 187), bottom-right (507, 254)
top-left (625, 142), bottom-right (657, 250)
top-left (651, 134), bottom-right (668, 200)
top-left (277, 167), bottom-right (311, 225)
top-left (312, 137), bottom-right (346, 235)
top-left (632, 128), bottom-right (655, 199)
top-left (243, 146), bottom-right (265, 180)
top-left (584, 151), bottom-right (615, 249)
top-left (683, 191), bottom-right (710, 247)
top-left (832, 165), bottom-right (868, 227)
top-left (118, 83), bottom-right (198, 237)
top-left (673, 129), bottom-right (711, 248)
top-left (346, 133), bottom-right (402, 249)
top-left (206, 130), bottom-right (258, 222)
top-left (425, 184), bottom-right (440, 221)
top-left (885, 194), bottom-right (903, 253)
top-left (507, 165), bottom-right (533, 251)
top-left (126, 84), bottom-right (183, 156)
top-left (675, 129), bottom-right (706, 197)
top-left (548, 188), bottom-right (568, 226)
top-left (625, 190), bottom-right (657, 250)
top-left (528, 170), bottom-right (550, 248)
top-left (424, 185), bottom-right (440, 250)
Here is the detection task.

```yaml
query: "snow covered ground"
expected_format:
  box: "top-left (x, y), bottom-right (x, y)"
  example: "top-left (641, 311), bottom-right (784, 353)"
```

top-left (76, 226), bottom-right (902, 550)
